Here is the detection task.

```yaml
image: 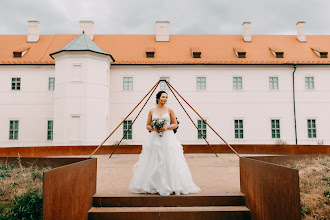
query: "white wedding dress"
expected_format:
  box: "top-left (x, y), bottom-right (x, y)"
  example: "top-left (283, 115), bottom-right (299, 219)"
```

top-left (129, 113), bottom-right (201, 196)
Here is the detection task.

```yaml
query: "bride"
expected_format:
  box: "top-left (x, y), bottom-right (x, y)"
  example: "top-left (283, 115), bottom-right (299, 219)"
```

top-left (129, 90), bottom-right (201, 196)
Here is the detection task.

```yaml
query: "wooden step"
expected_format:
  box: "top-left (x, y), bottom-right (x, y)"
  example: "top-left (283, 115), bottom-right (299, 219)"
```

top-left (88, 206), bottom-right (250, 220)
top-left (93, 193), bottom-right (245, 207)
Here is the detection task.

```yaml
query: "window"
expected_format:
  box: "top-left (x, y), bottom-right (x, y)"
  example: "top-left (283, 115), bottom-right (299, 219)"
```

top-left (13, 48), bottom-right (29, 58)
top-left (269, 77), bottom-right (279, 90)
top-left (146, 47), bottom-right (155, 58)
top-left (270, 48), bottom-right (284, 58)
top-left (49, 77), bottom-right (55, 90)
top-left (11, 78), bottom-right (21, 90)
top-left (233, 77), bottom-right (242, 90)
top-left (307, 119), bottom-right (316, 138)
top-left (275, 52), bottom-right (284, 58)
top-left (312, 48), bottom-right (328, 58)
top-left (146, 52), bottom-right (154, 58)
top-left (197, 120), bottom-right (207, 139)
top-left (234, 48), bottom-right (246, 58)
top-left (123, 120), bottom-right (132, 139)
top-left (47, 120), bottom-right (53, 140)
top-left (271, 119), bottom-right (280, 138)
top-left (320, 52), bottom-right (328, 58)
top-left (234, 120), bottom-right (244, 139)
top-left (305, 77), bottom-right (314, 89)
top-left (9, 120), bottom-right (19, 140)
top-left (13, 52), bottom-right (22, 58)
top-left (160, 77), bottom-right (170, 90)
top-left (237, 52), bottom-right (246, 58)
top-left (193, 52), bottom-right (201, 58)
top-left (123, 77), bottom-right (133, 90)
top-left (196, 77), bottom-right (206, 90)
top-left (191, 48), bottom-right (201, 58)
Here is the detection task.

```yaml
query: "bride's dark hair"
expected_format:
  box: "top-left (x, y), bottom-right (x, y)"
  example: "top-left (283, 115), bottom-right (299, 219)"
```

top-left (156, 91), bottom-right (167, 104)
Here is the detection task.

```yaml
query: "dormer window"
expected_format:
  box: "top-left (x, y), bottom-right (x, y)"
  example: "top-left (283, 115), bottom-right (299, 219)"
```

top-left (13, 47), bottom-right (29, 58)
top-left (146, 47), bottom-right (155, 58)
top-left (234, 48), bottom-right (246, 58)
top-left (191, 48), bottom-right (201, 58)
top-left (312, 48), bottom-right (328, 58)
top-left (270, 48), bottom-right (284, 58)
top-left (320, 52), bottom-right (328, 58)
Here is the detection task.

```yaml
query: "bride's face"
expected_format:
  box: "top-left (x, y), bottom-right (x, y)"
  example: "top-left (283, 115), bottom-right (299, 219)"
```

top-left (159, 93), bottom-right (168, 105)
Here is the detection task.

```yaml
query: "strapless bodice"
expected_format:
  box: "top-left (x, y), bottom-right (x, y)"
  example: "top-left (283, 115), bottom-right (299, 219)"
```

top-left (152, 113), bottom-right (170, 123)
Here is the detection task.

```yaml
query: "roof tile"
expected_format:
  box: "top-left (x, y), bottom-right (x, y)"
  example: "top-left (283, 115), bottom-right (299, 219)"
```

top-left (1, 35), bottom-right (330, 64)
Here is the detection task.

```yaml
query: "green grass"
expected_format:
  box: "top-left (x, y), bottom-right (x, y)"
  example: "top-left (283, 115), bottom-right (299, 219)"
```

top-left (0, 162), bottom-right (50, 220)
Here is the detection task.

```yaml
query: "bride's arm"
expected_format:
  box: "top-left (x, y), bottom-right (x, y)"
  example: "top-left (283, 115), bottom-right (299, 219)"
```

top-left (146, 110), bottom-right (156, 131)
top-left (162, 108), bottom-right (178, 131)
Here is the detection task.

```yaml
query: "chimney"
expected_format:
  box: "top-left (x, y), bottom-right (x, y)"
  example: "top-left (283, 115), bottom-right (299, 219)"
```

top-left (27, 21), bottom-right (40, 43)
top-left (80, 21), bottom-right (94, 40)
top-left (296, 21), bottom-right (306, 43)
top-left (156, 21), bottom-right (169, 42)
top-left (242, 22), bottom-right (251, 42)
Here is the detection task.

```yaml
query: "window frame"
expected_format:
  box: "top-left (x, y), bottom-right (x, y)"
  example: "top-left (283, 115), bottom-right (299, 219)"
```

top-left (271, 119), bottom-right (281, 139)
top-left (123, 120), bottom-right (133, 140)
top-left (160, 77), bottom-right (170, 90)
top-left (197, 119), bottom-right (207, 139)
top-left (234, 119), bottom-right (244, 139)
top-left (123, 77), bottom-right (133, 90)
top-left (47, 120), bottom-right (53, 140)
top-left (146, 52), bottom-right (154, 58)
top-left (269, 77), bottom-right (279, 90)
top-left (305, 77), bottom-right (314, 90)
top-left (307, 119), bottom-right (317, 139)
top-left (49, 77), bottom-right (55, 90)
top-left (233, 77), bottom-right (243, 90)
top-left (9, 120), bottom-right (19, 140)
top-left (193, 52), bottom-right (201, 58)
top-left (196, 77), bottom-right (206, 90)
top-left (11, 77), bottom-right (21, 90)
top-left (237, 52), bottom-right (246, 58)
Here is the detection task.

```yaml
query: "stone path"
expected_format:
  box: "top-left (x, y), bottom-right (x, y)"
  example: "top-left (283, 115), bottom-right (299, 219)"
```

top-left (96, 153), bottom-right (243, 195)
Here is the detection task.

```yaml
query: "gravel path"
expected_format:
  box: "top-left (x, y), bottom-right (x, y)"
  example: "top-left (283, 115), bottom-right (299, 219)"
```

top-left (96, 153), bottom-right (242, 195)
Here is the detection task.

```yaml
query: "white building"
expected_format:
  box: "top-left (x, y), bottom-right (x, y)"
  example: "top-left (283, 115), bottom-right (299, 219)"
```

top-left (0, 20), bottom-right (329, 147)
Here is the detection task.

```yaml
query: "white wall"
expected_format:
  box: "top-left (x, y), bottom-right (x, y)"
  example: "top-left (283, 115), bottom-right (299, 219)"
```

top-left (0, 65), bottom-right (54, 147)
top-left (52, 51), bottom-right (111, 146)
top-left (108, 65), bottom-right (330, 145)
top-left (0, 64), bottom-right (329, 147)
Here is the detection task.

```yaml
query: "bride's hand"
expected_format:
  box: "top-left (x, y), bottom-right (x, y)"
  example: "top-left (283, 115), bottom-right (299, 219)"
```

top-left (159, 126), bottom-right (167, 132)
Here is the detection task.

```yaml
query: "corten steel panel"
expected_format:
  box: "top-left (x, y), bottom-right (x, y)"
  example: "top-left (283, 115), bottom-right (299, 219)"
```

top-left (240, 157), bottom-right (300, 220)
top-left (43, 158), bottom-right (97, 220)
top-left (245, 155), bottom-right (327, 166)
top-left (0, 157), bottom-right (87, 168)
top-left (0, 144), bottom-right (329, 157)
top-left (0, 145), bottom-right (142, 157)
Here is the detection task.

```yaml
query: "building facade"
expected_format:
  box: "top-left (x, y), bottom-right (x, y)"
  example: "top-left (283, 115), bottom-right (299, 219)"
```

top-left (0, 21), bottom-right (329, 147)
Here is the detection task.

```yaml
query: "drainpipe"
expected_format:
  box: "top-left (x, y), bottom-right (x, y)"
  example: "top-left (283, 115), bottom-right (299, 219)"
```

top-left (292, 63), bottom-right (298, 145)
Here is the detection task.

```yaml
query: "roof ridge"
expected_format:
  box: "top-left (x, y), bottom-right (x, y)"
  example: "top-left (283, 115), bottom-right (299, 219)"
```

top-left (83, 33), bottom-right (90, 50)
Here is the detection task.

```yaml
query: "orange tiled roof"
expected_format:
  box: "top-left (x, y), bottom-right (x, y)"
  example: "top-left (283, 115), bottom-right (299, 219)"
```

top-left (0, 35), bottom-right (330, 64)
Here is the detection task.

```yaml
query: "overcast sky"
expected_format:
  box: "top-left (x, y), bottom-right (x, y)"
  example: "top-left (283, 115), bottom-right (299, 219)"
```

top-left (1, 0), bottom-right (330, 35)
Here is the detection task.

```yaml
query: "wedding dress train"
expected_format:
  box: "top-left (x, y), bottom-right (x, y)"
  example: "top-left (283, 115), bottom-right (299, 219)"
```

top-left (129, 113), bottom-right (201, 196)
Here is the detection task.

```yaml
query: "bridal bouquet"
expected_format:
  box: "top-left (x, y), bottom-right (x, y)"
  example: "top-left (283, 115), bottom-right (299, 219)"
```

top-left (151, 118), bottom-right (166, 137)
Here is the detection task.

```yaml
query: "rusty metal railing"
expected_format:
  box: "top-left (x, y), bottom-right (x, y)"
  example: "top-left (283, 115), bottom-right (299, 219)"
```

top-left (89, 78), bottom-right (240, 158)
